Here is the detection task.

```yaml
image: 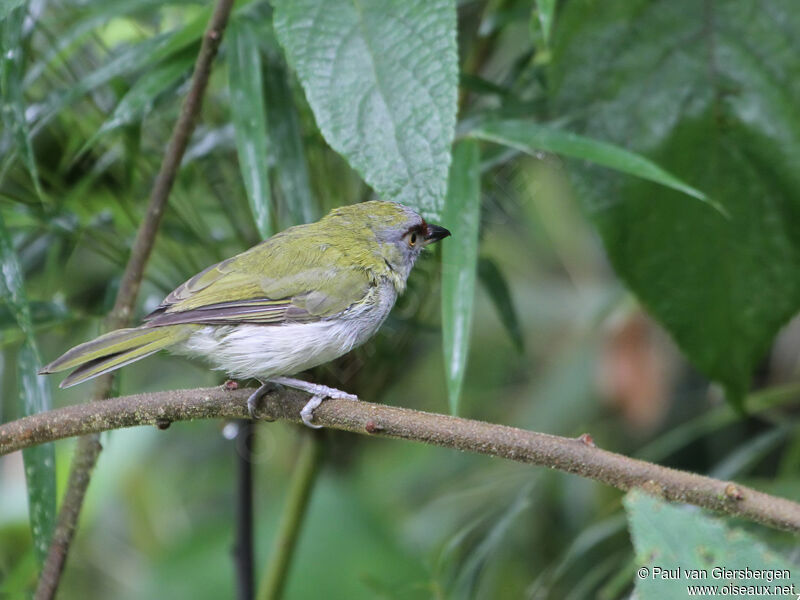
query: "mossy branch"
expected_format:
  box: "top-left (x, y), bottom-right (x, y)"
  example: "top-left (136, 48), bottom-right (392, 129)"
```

top-left (3, 385), bottom-right (799, 534)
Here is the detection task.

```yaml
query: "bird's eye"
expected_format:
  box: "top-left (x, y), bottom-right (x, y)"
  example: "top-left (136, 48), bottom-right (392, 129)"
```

top-left (408, 232), bottom-right (418, 247)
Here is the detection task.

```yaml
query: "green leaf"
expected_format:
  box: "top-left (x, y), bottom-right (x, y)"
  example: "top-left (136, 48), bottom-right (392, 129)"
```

top-left (0, 0), bottom-right (25, 21)
top-left (549, 0), bottom-right (800, 407)
top-left (625, 490), bottom-right (800, 598)
top-left (24, 0), bottom-right (198, 89)
top-left (468, 119), bottom-right (712, 206)
top-left (0, 211), bottom-right (56, 564)
top-left (1, 3), bottom-right (44, 200)
top-left (0, 549), bottom-right (36, 596)
top-left (264, 53), bottom-right (317, 227)
top-left (34, 6), bottom-right (211, 133)
top-left (16, 345), bottom-right (57, 564)
top-left (442, 141), bottom-right (481, 415)
top-left (0, 301), bottom-right (71, 347)
top-left (451, 485), bottom-right (532, 598)
top-left (273, 0), bottom-right (458, 220)
top-left (95, 52), bottom-right (195, 140)
top-left (74, 52), bottom-right (195, 161)
top-left (534, 0), bottom-right (556, 47)
top-left (0, 300), bottom-right (69, 329)
top-left (710, 427), bottom-right (790, 481)
top-left (228, 20), bottom-right (272, 238)
top-left (478, 257), bottom-right (525, 353)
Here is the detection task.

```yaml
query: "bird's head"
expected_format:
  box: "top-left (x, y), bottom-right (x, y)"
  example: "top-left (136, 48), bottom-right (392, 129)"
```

top-left (324, 201), bottom-right (450, 285)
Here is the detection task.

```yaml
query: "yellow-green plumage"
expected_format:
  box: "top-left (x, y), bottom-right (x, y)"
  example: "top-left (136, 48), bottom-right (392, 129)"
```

top-left (40, 201), bottom-right (450, 395)
top-left (42, 325), bottom-right (197, 388)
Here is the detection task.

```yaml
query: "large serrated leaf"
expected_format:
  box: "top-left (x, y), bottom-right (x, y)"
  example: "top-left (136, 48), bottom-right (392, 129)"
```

top-left (549, 0), bottom-right (800, 407)
top-left (0, 210), bottom-right (55, 564)
top-left (442, 141), bottom-right (481, 415)
top-left (273, 0), bottom-right (458, 220)
top-left (228, 19), bottom-right (273, 238)
top-left (625, 490), bottom-right (800, 599)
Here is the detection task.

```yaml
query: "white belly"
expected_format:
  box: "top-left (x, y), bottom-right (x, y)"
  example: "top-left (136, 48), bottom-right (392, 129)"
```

top-left (177, 282), bottom-right (397, 380)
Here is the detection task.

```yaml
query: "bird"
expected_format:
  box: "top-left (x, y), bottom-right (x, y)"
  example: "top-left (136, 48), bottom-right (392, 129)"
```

top-left (40, 201), bottom-right (451, 427)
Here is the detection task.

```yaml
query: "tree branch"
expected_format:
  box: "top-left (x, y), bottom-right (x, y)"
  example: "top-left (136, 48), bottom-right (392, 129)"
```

top-left (3, 386), bottom-right (799, 534)
top-left (34, 1), bottom-right (236, 597)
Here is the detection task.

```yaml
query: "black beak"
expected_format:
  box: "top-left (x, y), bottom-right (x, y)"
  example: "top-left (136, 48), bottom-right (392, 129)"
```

top-left (424, 224), bottom-right (451, 244)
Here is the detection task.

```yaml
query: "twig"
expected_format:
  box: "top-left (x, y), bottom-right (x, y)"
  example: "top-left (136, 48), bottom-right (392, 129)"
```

top-left (34, 2), bottom-right (236, 597)
top-left (234, 420), bottom-right (255, 600)
top-left (3, 386), bottom-right (800, 534)
top-left (258, 432), bottom-right (323, 600)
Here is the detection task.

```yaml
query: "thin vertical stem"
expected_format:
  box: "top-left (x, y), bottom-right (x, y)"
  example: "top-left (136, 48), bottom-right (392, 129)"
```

top-left (257, 432), bottom-right (324, 600)
top-left (234, 420), bottom-right (255, 600)
top-left (33, 1), bottom-right (237, 597)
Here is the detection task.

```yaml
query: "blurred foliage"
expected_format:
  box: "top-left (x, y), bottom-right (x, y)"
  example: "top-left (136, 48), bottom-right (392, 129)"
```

top-left (2, 0), bottom-right (800, 598)
top-left (550, 0), bottom-right (800, 408)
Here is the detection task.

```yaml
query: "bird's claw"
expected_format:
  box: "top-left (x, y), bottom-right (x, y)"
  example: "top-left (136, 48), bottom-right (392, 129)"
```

top-left (300, 395), bottom-right (325, 429)
top-left (299, 389), bottom-right (359, 428)
top-left (246, 381), bottom-right (282, 420)
top-left (269, 377), bottom-right (358, 428)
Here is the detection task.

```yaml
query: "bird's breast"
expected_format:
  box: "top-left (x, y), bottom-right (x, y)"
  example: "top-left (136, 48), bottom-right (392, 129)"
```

top-left (178, 280), bottom-right (397, 380)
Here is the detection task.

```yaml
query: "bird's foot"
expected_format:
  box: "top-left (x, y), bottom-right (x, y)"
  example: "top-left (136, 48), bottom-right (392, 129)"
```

top-left (270, 377), bottom-right (359, 428)
top-left (246, 380), bottom-right (283, 420)
top-left (299, 395), bottom-right (325, 429)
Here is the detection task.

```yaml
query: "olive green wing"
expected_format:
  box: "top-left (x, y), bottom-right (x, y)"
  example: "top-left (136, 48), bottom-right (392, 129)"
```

top-left (143, 231), bottom-right (375, 327)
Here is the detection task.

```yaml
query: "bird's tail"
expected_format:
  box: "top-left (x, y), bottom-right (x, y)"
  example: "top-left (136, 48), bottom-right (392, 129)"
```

top-left (39, 324), bottom-right (197, 388)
